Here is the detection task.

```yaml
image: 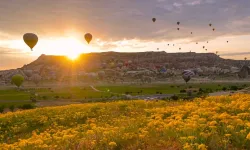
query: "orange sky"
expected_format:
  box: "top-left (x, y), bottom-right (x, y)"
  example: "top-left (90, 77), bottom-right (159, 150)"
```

top-left (1, 0), bottom-right (250, 70)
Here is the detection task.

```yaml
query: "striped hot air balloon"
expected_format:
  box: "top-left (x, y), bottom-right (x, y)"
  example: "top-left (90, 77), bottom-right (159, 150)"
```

top-left (182, 70), bottom-right (196, 83)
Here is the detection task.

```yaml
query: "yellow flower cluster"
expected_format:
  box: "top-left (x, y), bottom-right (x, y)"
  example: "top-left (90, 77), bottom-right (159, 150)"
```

top-left (1, 94), bottom-right (250, 149)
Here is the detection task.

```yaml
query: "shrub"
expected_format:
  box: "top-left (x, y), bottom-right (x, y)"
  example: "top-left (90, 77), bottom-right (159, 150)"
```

top-left (54, 95), bottom-right (60, 99)
top-left (9, 105), bottom-right (15, 112)
top-left (171, 95), bottom-right (179, 101)
top-left (0, 105), bottom-right (5, 113)
top-left (222, 87), bottom-right (227, 91)
top-left (180, 89), bottom-right (186, 93)
top-left (230, 86), bottom-right (238, 91)
top-left (20, 104), bottom-right (35, 110)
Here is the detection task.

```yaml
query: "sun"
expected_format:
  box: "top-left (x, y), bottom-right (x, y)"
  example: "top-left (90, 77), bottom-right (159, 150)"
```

top-left (67, 53), bottom-right (79, 60)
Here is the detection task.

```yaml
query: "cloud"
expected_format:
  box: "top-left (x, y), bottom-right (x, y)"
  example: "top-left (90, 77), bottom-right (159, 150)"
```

top-left (221, 52), bottom-right (250, 56)
top-left (0, 0), bottom-right (249, 43)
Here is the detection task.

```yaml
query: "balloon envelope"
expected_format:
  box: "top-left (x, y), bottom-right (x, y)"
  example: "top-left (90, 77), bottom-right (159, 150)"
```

top-left (84, 33), bottom-right (92, 44)
top-left (23, 33), bottom-right (38, 50)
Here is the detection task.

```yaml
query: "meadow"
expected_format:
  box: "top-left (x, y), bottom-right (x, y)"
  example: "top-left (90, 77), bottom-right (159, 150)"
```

top-left (0, 94), bottom-right (250, 149)
top-left (0, 82), bottom-right (248, 101)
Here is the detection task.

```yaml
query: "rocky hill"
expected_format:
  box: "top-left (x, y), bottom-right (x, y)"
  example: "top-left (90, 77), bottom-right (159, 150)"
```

top-left (0, 51), bottom-right (249, 83)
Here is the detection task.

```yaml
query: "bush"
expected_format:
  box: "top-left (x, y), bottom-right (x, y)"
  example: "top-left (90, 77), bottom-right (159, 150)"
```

top-left (230, 86), bottom-right (238, 91)
top-left (199, 88), bottom-right (204, 92)
top-left (20, 104), bottom-right (35, 110)
top-left (171, 95), bottom-right (179, 101)
top-left (222, 87), bottom-right (227, 91)
top-left (188, 86), bottom-right (192, 88)
top-left (0, 105), bottom-right (5, 113)
top-left (54, 95), bottom-right (60, 99)
top-left (180, 89), bottom-right (186, 93)
top-left (9, 105), bottom-right (15, 112)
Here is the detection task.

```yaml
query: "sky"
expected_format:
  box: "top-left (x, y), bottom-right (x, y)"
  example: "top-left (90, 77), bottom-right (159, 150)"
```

top-left (0, 0), bottom-right (250, 70)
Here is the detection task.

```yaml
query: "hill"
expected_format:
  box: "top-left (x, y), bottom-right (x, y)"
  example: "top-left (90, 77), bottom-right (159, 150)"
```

top-left (0, 52), bottom-right (249, 83)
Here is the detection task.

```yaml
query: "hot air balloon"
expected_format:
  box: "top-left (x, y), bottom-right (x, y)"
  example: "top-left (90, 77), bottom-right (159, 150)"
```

top-left (84, 33), bottom-right (92, 44)
top-left (207, 41), bottom-right (209, 43)
top-left (182, 70), bottom-right (195, 83)
top-left (203, 46), bottom-right (205, 49)
top-left (205, 49), bottom-right (207, 51)
top-left (173, 44), bottom-right (175, 46)
top-left (168, 44), bottom-right (169, 46)
top-left (196, 42), bottom-right (198, 44)
top-left (177, 22), bottom-right (180, 25)
top-left (152, 18), bottom-right (156, 22)
top-left (157, 48), bottom-right (159, 50)
top-left (213, 28), bottom-right (215, 31)
top-left (191, 32), bottom-right (193, 34)
top-left (209, 23), bottom-right (212, 27)
top-left (177, 28), bottom-right (180, 30)
top-left (227, 41), bottom-right (229, 43)
top-left (23, 33), bottom-right (38, 51)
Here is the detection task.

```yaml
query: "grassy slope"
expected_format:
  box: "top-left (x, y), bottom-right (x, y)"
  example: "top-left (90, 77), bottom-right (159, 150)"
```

top-left (1, 94), bottom-right (250, 149)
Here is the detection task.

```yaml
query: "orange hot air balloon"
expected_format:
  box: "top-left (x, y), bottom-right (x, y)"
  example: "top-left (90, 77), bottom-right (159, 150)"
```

top-left (84, 33), bottom-right (92, 44)
top-left (23, 33), bottom-right (38, 51)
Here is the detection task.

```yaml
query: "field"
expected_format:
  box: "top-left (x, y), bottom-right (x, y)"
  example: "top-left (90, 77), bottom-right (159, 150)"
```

top-left (0, 82), bottom-right (249, 100)
top-left (0, 94), bottom-right (250, 149)
top-left (0, 82), bottom-right (249, 111)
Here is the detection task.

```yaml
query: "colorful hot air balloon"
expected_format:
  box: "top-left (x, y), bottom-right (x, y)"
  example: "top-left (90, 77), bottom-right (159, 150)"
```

top-left (84, 33), bottom-right (92, 44)
top-left (182, 70), bottom-right (195, 83)
top-left (23, 33), bottom-right (38, 51)
top-left (152, 18), bottom-right (156, 22)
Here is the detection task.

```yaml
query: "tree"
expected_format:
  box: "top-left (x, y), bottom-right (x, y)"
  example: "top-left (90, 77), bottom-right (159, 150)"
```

top-left (31, 74), bottom-right (42, 86)
top-left (11, 74), bottom-right (24, 88)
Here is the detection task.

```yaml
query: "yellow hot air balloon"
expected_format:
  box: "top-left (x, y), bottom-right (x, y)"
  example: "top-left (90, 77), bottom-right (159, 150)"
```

top-left (84, 33), bottom-right (92, 44)
top-left (23, 33), bottom-right (38, 51)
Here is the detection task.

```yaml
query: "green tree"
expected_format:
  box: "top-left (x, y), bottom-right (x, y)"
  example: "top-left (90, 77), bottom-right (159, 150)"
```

top-left (11, 74), bottom-right (24, 88)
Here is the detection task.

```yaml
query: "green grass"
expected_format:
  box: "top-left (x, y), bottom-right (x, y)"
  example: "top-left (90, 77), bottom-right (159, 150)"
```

top-left (0, 83), bottom-right (249, 102)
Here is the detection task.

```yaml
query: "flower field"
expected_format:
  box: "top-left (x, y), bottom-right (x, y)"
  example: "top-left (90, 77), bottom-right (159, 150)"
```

top-left (1, 94), bottom-right (250, 150)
